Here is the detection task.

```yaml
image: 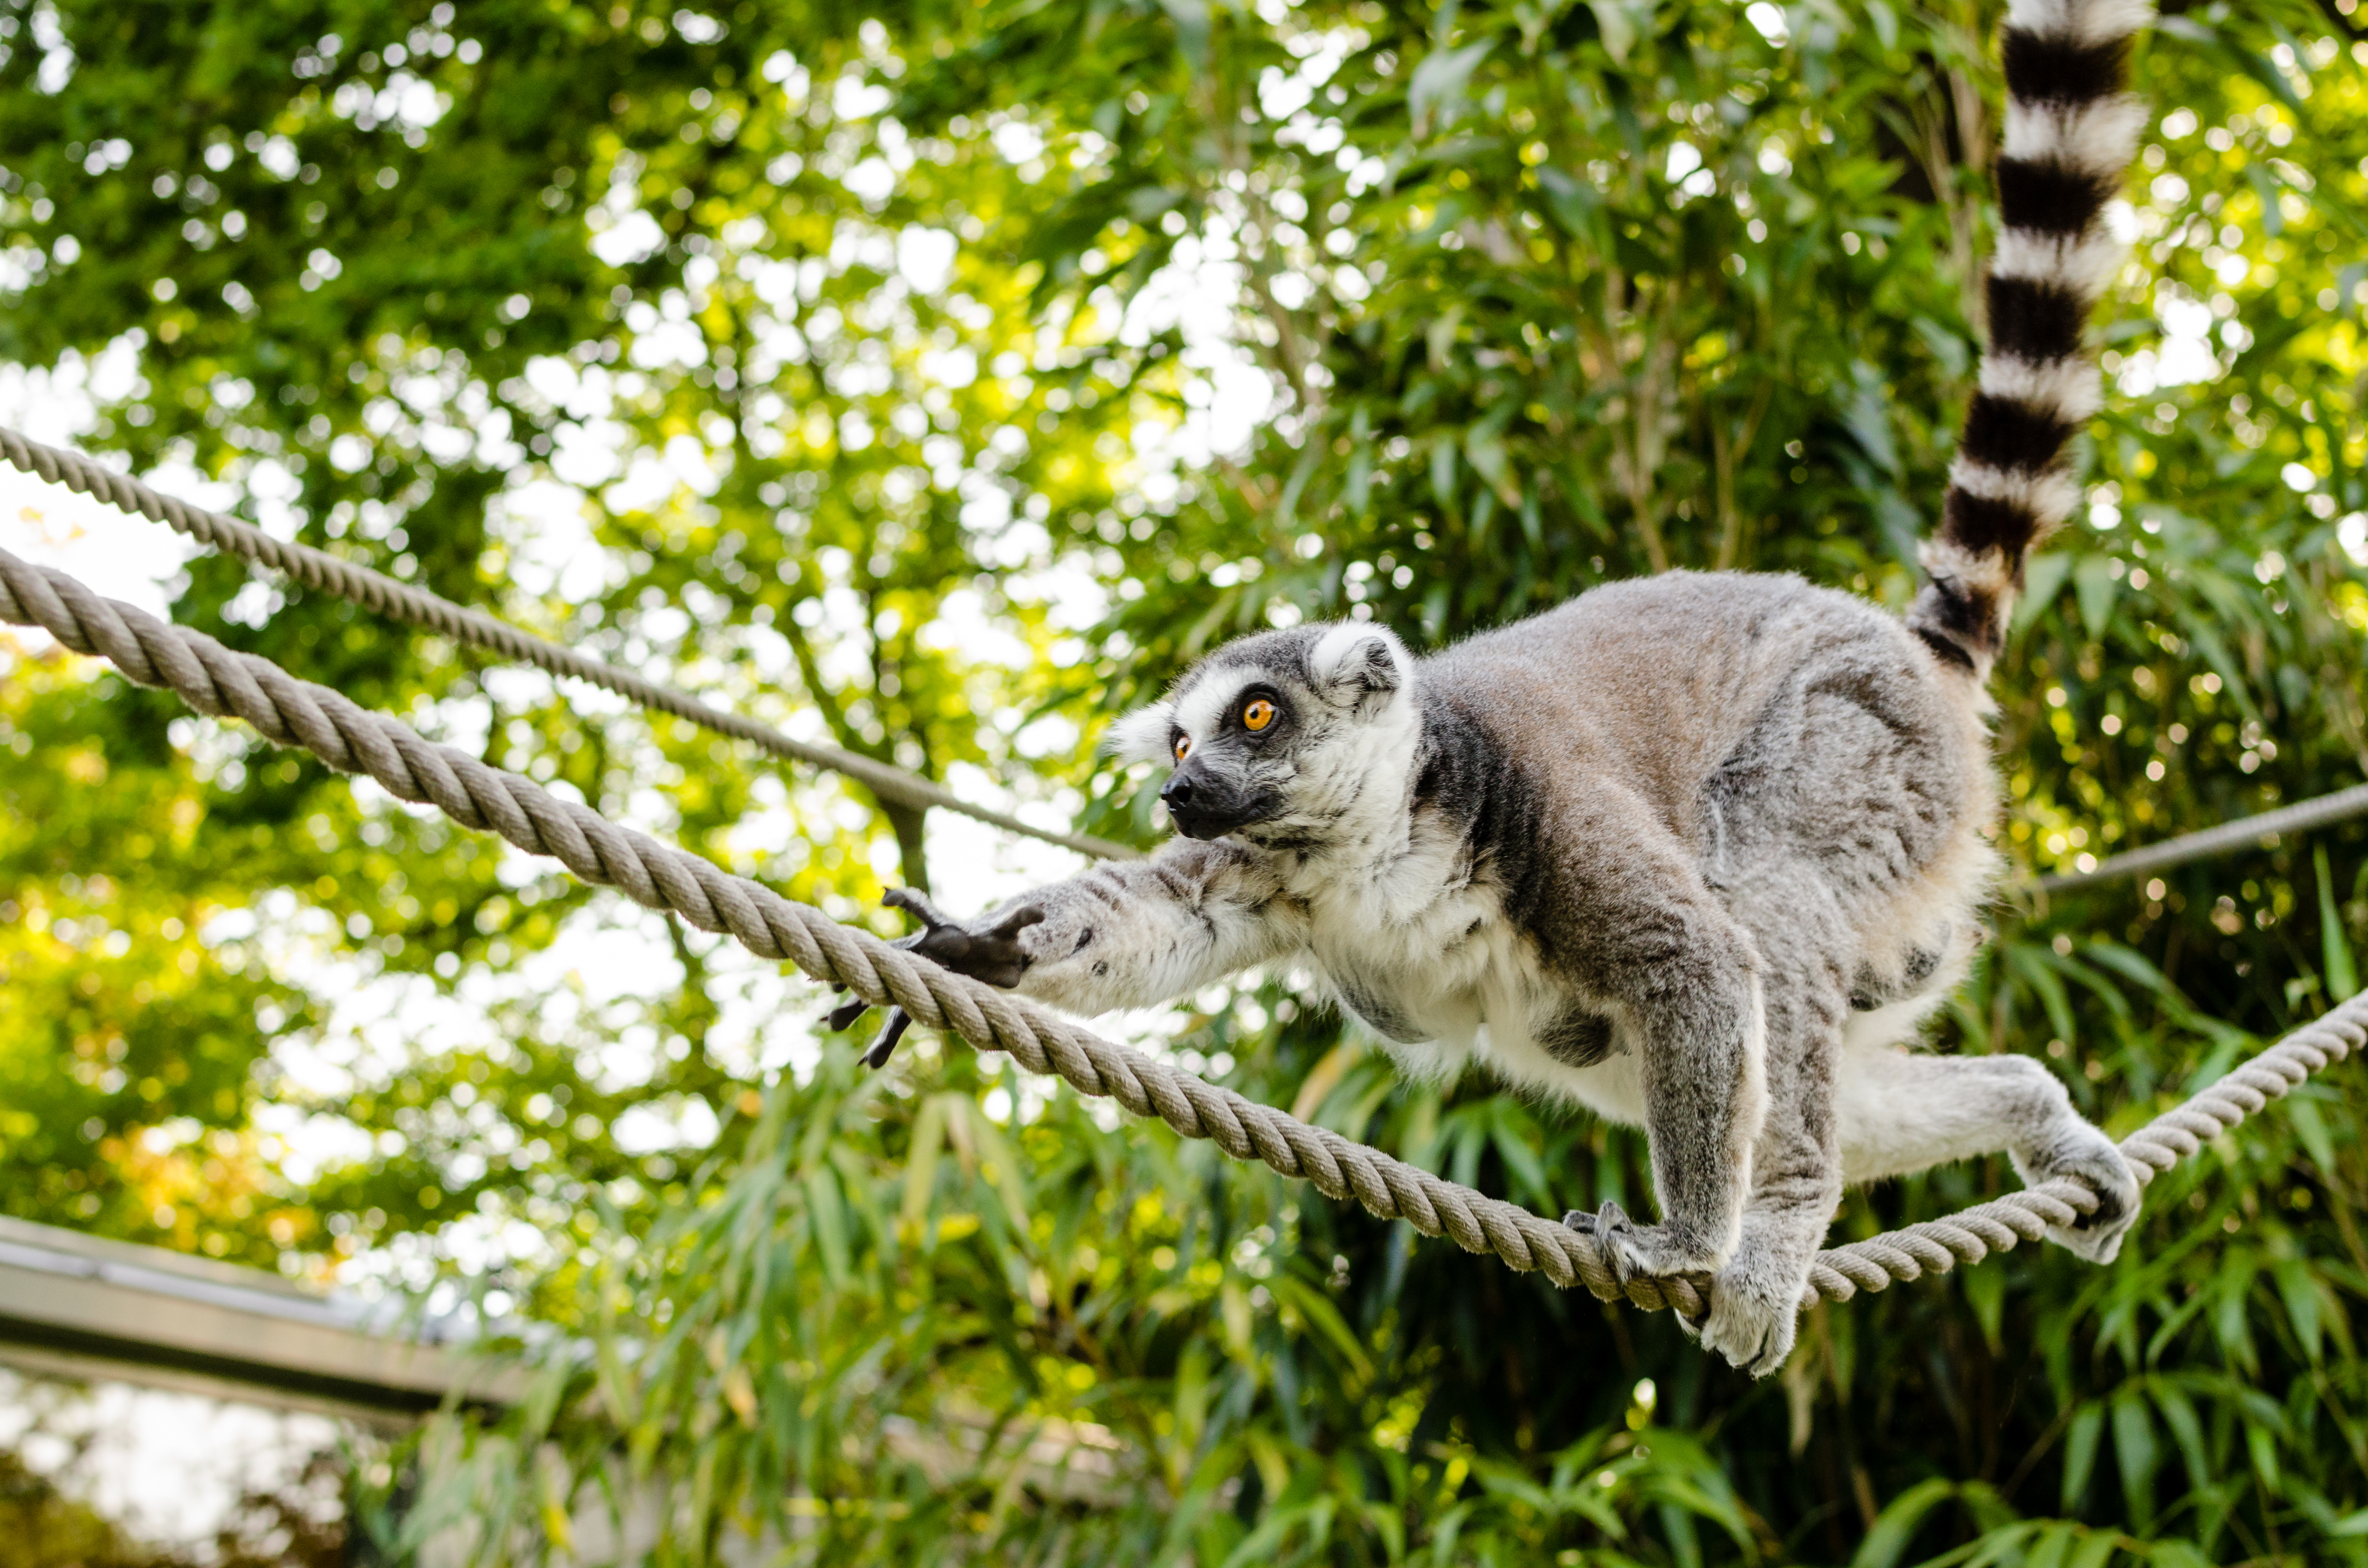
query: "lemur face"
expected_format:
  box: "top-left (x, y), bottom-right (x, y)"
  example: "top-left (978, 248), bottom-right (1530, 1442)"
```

top-left (1105, 623), bottom-right (1413, 845)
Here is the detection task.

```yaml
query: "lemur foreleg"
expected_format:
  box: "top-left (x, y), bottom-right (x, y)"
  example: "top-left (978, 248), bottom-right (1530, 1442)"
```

top-left (1565, 877), bottom-right (1770, 1291)
top-left (837, 841), bottom-right (1306, 1059)
top-left (1691, 892), bottom-right (1851, 1375)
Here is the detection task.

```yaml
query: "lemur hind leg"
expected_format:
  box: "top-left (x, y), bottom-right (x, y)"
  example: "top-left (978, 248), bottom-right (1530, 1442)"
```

top-left (1837, 1045), bottom-right (2140, 1263)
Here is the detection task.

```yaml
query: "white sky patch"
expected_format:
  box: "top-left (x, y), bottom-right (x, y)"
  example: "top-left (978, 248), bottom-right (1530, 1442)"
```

top-left (1118, 230), bottom-right (1283, 467)
top-left (1, 469), bottom-right (196, 639)
top-left (896, 225), bottom-right (958, 293)
top-left (2149, 293), bottom-right (2220, 387)
top-left (2339, 513), bottom-right (2367, 566)
top-left (991, 120), bottom-right (1046, 165)
top-left (591, 207), bottom-right (666, 268)
top-left (842, 155), bottom-right (896, 207)
top-left (833, 73), bottom-right (893, 121)
top-left (0, 362), bottom-right (197, 646)
top-left (612, 1094), bottom-right (721, 1154)
top-left (0, 1370), bottom-right (352, 1555)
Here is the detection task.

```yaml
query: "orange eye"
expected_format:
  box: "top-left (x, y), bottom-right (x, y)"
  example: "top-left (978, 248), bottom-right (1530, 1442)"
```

top-left (1172, 734), bottom-right (1192, 762)
top-left (1242, 698), bottom-right (1276, 732)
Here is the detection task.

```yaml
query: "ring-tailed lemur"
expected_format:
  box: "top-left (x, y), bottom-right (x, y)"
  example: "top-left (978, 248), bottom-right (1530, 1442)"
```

top-left (850, 0), bottom-right (2153, 1373)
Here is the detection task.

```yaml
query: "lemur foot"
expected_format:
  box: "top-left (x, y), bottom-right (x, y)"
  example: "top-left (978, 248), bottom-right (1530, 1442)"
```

top-left (825, 890), bottom-right (1044, 1067)
top-left (1563, 1200), bottom-right (1720, 1294)
top-left (2019, 1127), bottom-right (2142, 1264)
top-left (1563, 1205), bottom-right (1801, 1373)
top-left (1695, 1260), bottom-right (1805, 1377)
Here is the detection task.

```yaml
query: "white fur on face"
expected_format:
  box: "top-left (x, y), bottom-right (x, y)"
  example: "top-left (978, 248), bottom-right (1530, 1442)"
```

top-left (1172, 667), bottom-right (1281, 740)
top-left (1268, 684), bottom-right (1421, 856)
top-left (1104, 700), bottom-right (1178, 764)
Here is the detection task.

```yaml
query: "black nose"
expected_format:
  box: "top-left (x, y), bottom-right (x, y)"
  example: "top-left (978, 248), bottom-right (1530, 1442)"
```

top-left (1161, 774), bottom-right (1195, 807)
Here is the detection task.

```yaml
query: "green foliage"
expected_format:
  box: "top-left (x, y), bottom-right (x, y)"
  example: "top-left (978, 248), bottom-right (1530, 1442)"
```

top-left (3, 0), bottom-right (2367, 1561)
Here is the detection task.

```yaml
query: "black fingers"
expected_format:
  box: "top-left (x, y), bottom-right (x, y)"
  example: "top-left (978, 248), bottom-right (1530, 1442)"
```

top-left (882, 886), bottom-right (959, 929)
top-left (861, 1007), bottom-right (914, 1070)
top-left (906, 902), bottom-right (1042, 989)
top-left (831, 893), bottom-right (1045, 1066)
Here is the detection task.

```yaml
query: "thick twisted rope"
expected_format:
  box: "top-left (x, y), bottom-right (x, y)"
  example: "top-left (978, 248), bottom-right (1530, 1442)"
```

top-left (0, 427), bottom-right (1129, 862)
top-left (6, 546), bottom-right (2364, 1320)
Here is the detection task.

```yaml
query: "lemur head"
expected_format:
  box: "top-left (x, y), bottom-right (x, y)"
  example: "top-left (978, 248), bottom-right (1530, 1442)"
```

top-left (1105, 622), bottom-right (1417, 847)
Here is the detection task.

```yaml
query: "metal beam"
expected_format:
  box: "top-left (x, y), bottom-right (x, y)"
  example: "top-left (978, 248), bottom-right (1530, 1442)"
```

top-left (0, 1215), bottom-right (523, 1412)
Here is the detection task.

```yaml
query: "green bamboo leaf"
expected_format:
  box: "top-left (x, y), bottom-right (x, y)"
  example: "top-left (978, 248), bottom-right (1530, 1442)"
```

top-left (2063, 1404), bottom-right (2106, 1513)
top-left (2075, 554), bottom-right (2120, 642)
top-left (1963, 1257), bottom-right (2006, 1353)
top-left (1408, 41), bottom-right (1492, 138)
top-left (805, 1164), bottom-right (851, 1286)
top-left (2009, 943), bottom-right (2082, 1046)
top-left (2018, 552), bottom-right (2077, 631)
top-left (954, 1095), bottom-right (1033, 1235)
top-left (2111, 1387), bottom-right (2161, 1531)
top-left (2246, 1423), bottom-right (2281, 1491)
top-left (2272, 1258), bottom-right (2325, 1362)
top-left (1589, 0), bottom-right (1642, 64)
top-left (902, 1093), bottom-right (950, 1233)
top-left (2317, 844), bottom-right (2359, 1001)
top-left (1658, 1499), bottom-right (1704, 1568)
top-left (2066, 1530), bottom-right (2122, 1568)
top-left (2020, 1521), bottom-right (2079, 1568)
top-left (1270, 1275), bottom-right (1374, 1382)
top-left (2289, 1092), bottom-right (2337, 1176)
top-left (1486, 1102), bottom-right (1553, 1209)
top-left (1850, 1477), bottom-right (1957, 1568)
top-left (2150, 1382), bottom-right (2211, 1497)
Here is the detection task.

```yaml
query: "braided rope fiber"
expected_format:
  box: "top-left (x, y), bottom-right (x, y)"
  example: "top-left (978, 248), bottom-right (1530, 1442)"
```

top-left (2037, 782), bottom-right (2368, 894)
top-left (6, 545), bottom-right (2365, 1321)
top-left (0, 427), bottom-right (1129, 862)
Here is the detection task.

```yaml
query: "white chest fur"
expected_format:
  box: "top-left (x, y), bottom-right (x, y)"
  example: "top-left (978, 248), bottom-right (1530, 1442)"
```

top-left (1284, 814), bottom-right (1648, 1126)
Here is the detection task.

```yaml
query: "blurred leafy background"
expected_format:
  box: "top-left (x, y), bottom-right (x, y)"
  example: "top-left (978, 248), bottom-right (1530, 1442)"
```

top-left (2, 0), bottom-right (2367, 1561)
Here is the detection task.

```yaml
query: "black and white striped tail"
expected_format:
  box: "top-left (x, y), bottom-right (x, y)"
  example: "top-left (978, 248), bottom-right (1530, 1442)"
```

top-left (1909, 0), bottom-right (2150, 675)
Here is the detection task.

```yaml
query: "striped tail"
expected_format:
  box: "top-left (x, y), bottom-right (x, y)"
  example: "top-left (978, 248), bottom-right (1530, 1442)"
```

top-left (1908, 0), bottom-right (2151, 675)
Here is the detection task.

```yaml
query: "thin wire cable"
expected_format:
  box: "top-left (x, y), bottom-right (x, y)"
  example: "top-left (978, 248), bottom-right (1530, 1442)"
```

top-left (2036, 781), bottom-right (2368, 893)
top-left (0, 426), bottom-right (1131, 862)
top-left (10, 544), bottom-right (2366, 1322)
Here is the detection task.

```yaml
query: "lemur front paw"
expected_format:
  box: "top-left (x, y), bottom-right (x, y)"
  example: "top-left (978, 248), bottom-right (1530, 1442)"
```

top-left (881, 889), bottom-right (1045, 988)
top-left (2019, 1127), bottom-right (2142, 1265)
top-left (1563, 1201), bottom-right (1722, 1293)
top-left (825, 890), bottom-right (1045, 1068)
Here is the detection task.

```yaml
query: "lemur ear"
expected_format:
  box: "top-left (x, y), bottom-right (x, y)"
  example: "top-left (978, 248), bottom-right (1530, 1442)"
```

top-left (1103, 699), bottom-right (1178, 764)
top-left (1309, 623), bottom-right (1410, 719)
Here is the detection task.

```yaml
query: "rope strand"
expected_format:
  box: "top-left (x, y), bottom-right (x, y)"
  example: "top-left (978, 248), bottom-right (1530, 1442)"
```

top-left (0, 427), bottom-right (1130, 862)
top-left (5, 544), bottom-right (2363, 1319)
top-left (2036, 782), bottom-right (2368, 893)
